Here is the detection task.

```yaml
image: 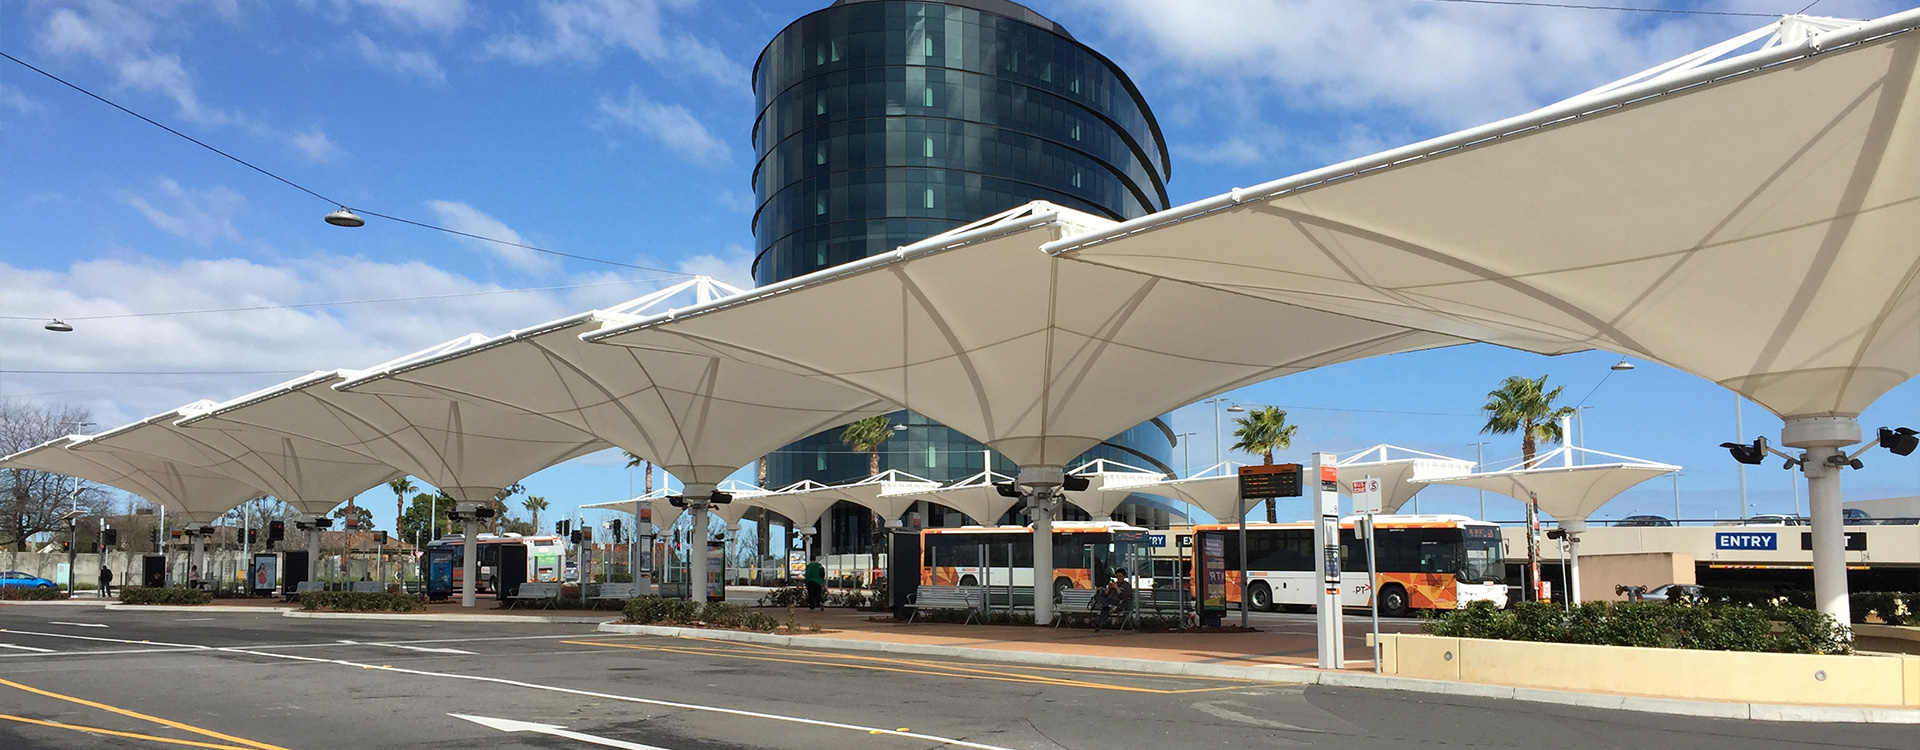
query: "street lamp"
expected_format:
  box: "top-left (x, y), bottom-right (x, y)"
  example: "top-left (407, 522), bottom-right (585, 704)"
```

top-left (1174, 432), bottom-right (1197, 478)
top-left (1468, 441), bottom-right (1491, 520)
top-left (44, 319), bottom-right (73, 332)
top-left (1203, 397), bottom-right (1234, 468)
top-left (324, 207), bottom-right (365, 227)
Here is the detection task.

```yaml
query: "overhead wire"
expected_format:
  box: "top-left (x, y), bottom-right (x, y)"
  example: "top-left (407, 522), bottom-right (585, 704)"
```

top-left (0, 50), bottom-right (694, 277)
top-left (1414, 0), bottom-right (1783, 17)
top-left (0, 276), bottom-right (675, 322)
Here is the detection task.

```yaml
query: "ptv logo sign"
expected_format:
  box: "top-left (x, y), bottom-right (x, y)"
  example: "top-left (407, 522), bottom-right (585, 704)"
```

top-left (1715, 532), bottom-right (1778, 551)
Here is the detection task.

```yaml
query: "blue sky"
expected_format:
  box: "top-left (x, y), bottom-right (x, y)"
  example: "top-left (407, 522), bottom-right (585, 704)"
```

top-left (4, 0), bottom-right (1917, 539)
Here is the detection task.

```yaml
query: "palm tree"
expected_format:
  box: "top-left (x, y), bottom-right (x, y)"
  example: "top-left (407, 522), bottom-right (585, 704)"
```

top-left (840, 415), bottom-right (896, 478)
top-left (523, 496), bottom-right (549, 532)
top-left (387, 477), bottom-right (415, 541)
top-left (1230, 406), bottom-right (1297, 522)
top-left (624, 450), bottom-right (653, 496)
top-left (1481, 374), bottom-right (1576, 601)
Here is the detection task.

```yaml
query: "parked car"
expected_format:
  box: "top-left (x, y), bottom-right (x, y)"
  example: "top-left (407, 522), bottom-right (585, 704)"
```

top-left (1842, 508), bottom-right (1875, 525)
top-left (0, 571), bottom-right (55, 588)
top-left (1742, 514), bottom-right (1807, 526)
top-left (1616, 514), bottom-right (1673, 527)
top-left (1639, 583), bottom-right (1703, 603)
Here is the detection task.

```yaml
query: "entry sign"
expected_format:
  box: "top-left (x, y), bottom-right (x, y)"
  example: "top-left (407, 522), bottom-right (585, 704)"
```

top-left (1238, 463), bottom-right (1303, 499)
top-left (1350, 477), bottom-right (1382, 514)
top-left (1716, 532), bottom-right (1778, 551)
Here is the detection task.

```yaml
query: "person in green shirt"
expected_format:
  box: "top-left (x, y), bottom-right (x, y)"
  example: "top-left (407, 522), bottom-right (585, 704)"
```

top-left (804, 558), bottom-right (826, 610)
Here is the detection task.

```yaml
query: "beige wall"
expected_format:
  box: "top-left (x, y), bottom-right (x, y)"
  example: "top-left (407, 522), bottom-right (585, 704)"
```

top-left (1580, 552), bottom-right (1694, 601)
top-left (1380, 633), bottom-right (1920, 707)
top-left (1502, 525), bottom-right (1920, 568)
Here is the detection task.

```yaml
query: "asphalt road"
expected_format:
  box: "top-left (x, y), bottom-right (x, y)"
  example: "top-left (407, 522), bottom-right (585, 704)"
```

top-left (0, 605), bottom-right (1905, 750)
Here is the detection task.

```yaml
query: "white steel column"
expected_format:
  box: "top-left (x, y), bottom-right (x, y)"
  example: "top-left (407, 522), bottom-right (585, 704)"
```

top-left (460, 516), bottom-right (479, 608)
top-left (685, 483), bottom-right (716, 603)
top-left (306, 521), bottom-right (321, 587)
top-left (1782, 417), bottom-right (1857, 630)
top-left (1562, 518), bottom-right (1586, 604)
top-left (1020, 466), bottom-right (1065, 627)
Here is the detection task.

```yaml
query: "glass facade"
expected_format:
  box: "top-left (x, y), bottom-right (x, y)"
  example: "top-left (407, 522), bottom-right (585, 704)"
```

top-left (753, 1), bottom-right (1175, 548)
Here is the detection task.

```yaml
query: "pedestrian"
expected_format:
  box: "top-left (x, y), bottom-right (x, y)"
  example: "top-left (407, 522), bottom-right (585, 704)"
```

top-left (804, 556), bottom-right (826, 610)
top-left (98, 564), bottom-right (113, 598)
top-left (1093, 568), bottom-right (1133, 632)
top-left (189, 565), bottom-right (201, 590)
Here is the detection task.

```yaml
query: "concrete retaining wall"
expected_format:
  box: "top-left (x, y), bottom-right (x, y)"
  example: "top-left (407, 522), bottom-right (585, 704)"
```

top-left (1378, 633), bottom-right (1920, 707)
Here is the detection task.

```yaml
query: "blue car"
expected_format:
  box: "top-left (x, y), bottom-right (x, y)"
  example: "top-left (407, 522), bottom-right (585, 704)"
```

top-left (0, 571), bottom-right (56, 588)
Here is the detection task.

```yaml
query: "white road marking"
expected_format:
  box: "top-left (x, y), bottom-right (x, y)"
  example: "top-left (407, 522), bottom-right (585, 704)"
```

top-left (0, 647), bottom-right (193, 658)
top-left (379, 644), bottom-right (477, 654)
top-left (46, 622), bottom-right (108, 628)
top-left (0, 643), bottom-right (55, 653)
top-left (452, 713), bottom-right (675, 750)
top-left (175, 618), bottom-right (215, 622)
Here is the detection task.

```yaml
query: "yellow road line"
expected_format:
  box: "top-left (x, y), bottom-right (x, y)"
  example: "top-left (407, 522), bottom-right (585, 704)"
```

top-left (0, 713), bottom-right (255, 750)
top-left (0, 678), bottom-right (291, 750)
top-left (568, 640), bottom-right (1250, 694)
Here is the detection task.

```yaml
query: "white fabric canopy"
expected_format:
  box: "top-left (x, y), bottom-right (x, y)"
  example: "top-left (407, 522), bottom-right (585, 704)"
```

top-left (1335, 445), bottom-right (1476, 513)
top-left (1065, 459), bottom-right (1172, 519)
top-left (180, 338), bottom-right (608, 504)
top-left (1414, 447), bottom-right (1678, 524)
top-left (339, 278), bottom-right (891, 492)
top-left (1052, 12), bottom-right (1920, 422)
top-left (69, 400), bottom-right (400, 517)
top-left (588, 203), bottom-right (1460, 469)
top-left (0, 435), bottom-right (262, 523)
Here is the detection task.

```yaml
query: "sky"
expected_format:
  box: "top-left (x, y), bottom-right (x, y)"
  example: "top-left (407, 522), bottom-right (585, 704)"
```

top-left (4, 0), bottom-right (1919, 541)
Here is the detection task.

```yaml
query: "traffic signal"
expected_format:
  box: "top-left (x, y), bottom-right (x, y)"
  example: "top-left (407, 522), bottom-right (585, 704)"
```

top-left (102, 529), bottom-right (118, 547)
top-left (375, 531), bottom-right (388, 545)
top-left (610, 518), bottom-right (623, 539)
top-left (150, 528), bottom-right (162, 548)
top-left (247, 528), bottom-right (258, 545)
top-left (570, 529), bottom-right (582, 545)
top-left (61, 541), bottom-right (70, 553)
top-left (268, 520), bottom-right (285, 542)
top-left (555, 519), bottom-right (571, 537)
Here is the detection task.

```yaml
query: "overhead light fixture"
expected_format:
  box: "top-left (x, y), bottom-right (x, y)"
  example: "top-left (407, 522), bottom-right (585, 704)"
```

top-left (1719, 437), bottom-right (1767, 466)
top-left (1061, 474), bottom-right (1090, 493)
top-left (1610, 358), bottom-right (1635, 371)
top-left (1226, 404), bottom-right (1246, 413)
top-left (993, 482), bottom-right (1024, 499)
top-left (1878, 427), bottom-right (1919, 456)
top-left (324, 207), bottom-right (365, 227)
top-left (44, 319), bottom-right (73, 332)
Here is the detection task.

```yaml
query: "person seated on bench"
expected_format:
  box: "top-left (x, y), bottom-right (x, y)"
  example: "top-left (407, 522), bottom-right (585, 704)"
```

top-left (1093, 569), bottom-right (1133, 632)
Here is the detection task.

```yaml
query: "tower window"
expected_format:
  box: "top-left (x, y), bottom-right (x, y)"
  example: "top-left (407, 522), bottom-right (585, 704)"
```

top-left (924, 37), bottom-right (934, 57)
top-left (1071, 123), bottom-right (1082, 141)
top-left (1072, 170), bottom-right (1082, 188)
top-left (815, 245), bottom-right (827, 266)
top-left (923, 87), bottom-right (934, 106)
top-left (816, 92), bottom-right (826, 115)
top-left (924, 188), bottom-right (934, 208)
top-left (923, 137), bottom-right (933, 158)
top-left (927, 445), bottom-right (937, 468)
top-left (816, 142), bottom-right (827, 165)
top-left (831, 40), bottom-right (841, 62)
top-left (816, 195), bottom-right (827, 216)
top-left (816, 448), bottom-right (827, 471)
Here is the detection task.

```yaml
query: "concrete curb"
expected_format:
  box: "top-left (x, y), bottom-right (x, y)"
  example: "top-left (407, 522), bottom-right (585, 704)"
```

top-left (104, 604), bottom-right (295, 614)
top-left (0, 600), bottom-right (114, 607)
top-left (283, 611), bottom-right (615, 624)
top-left (1854, 623), bottom-right (1920, 643)
top-left (594, 622), bottom-right (1920, 724)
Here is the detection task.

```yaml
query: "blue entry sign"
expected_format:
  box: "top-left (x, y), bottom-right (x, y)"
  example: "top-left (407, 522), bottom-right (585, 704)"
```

top-left (1716, 532), bottom-right (1778, 550)
top-left (1148, 533), bottom-right (1167, 548)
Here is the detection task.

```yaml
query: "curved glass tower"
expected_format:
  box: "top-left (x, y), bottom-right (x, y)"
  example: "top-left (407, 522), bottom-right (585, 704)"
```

top-left (753, 0), bottom-right (1175, 535)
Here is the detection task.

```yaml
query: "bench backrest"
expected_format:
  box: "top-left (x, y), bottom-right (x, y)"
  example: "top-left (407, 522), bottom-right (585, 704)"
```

top-left (914, 585), bottom-right (980, 607)
top-left (517, 582), bottom-right (561, 598)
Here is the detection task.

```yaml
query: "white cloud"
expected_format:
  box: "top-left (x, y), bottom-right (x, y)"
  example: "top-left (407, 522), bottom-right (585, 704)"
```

top-left (353, 32), bottom-right (447, 84)
top-left (423, 200), bottom-right (561, 275)
top-left (483, 0), bottom-right (746, 89)
top-left (118, 178), bottom-right (246, 246)
top-left (597, 86), bottom-right (729, 162)
top-left (0, 82), bottom-right (42, 113)
top-left (349, 0), bottom-right (470, 32)
top-left (291, 128), bottom-right (341, 162)
top-left (672, 243), bottom-right (754, 290)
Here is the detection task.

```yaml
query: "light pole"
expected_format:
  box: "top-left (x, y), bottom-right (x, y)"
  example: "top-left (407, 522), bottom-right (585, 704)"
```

top-left (1671, 472), bottom-right (1684, 522)
top-left (1203, 398), bottom-right (1234, 468)
top-left (1469, 441), bottom-right (1491, 520)
top-left (1734, 394), bottom-right (1748, 519)
top-left (1175, 432), bottom-right (1197, 478)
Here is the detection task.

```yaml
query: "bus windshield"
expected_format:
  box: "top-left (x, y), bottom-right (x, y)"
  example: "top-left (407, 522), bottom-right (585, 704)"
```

top-left (1459, 526), bottom-right (1504, 583)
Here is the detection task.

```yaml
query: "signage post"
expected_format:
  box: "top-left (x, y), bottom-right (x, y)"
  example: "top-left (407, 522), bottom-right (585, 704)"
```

top-left (1311, 452), bottom-right (1344, 669)
top-left (1350, 476), bottom-right (1382, 514)
top-left (1237, 463), bottom-right (1302, 629)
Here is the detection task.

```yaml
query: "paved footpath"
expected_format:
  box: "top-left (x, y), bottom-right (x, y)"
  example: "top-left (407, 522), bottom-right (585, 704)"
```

top-left (3, 603), bottom-right (1914, 750)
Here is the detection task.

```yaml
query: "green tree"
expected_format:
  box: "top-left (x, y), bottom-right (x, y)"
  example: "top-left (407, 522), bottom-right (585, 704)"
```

top-left (332, 503), bottom-right (375, 531)
top-left (1230, 406), bottom-right (1297, 523)
top-left (523, 495), bottom-right (549, 531)
top-left (1481, 374), bottom-right (1576, 601)
top-left (400, 491), bottom-right (451, 544)
top-left (839, 415), bottom-right (896, 478)
top-left (387, 476), bottom-right (415, 540)
top-left (489, 483), bottom-right (525, 533)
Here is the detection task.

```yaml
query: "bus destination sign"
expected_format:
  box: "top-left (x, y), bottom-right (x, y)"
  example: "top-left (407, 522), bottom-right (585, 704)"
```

top-left (1238, 463), bottom-right (1303, 500)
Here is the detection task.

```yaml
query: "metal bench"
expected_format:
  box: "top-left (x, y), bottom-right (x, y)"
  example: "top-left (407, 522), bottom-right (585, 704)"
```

top-left (906, 585), bottom-right (982, 624)
top-left (507, 582), bottom-right (562, 609)
top-left (349, 581), bottom-right (385, 594)
top-left (1054, 588), bottom-right (1136, 630)
top-left (588, 582), bottom-right (640, 600)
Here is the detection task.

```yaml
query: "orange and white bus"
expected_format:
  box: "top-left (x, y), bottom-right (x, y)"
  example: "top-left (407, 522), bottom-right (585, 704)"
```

top-left (1190, 515), bottom-right (1507, 616)
top-left (919, 522), bottom-right (1151, 591)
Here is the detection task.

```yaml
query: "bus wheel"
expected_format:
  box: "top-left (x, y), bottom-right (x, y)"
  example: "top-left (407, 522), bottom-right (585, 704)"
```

top-left (958, 575), bottom-right (978, 587)
top-left (1053, 577), bottom-right (1074, 592)
top-left (1248, 582), bottom-right (1275, 612)
top-left (1379, 584), bottom-right (1411, 618)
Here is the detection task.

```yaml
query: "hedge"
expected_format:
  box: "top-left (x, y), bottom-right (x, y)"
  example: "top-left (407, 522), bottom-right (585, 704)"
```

top-left (1851, 591), bottom-right (1913, 626)
top-left (298, 591), bottom-right (423, 613)
top-left (1421, 600), bottom-right (1852, 655)
top-left (756, 584), bottom-right (880, 610)
top-left (621, 596), bottom-right (778, 632)
top-left (0, 586), bottom-right (68, 601)
top-left (119, 587), bottom-right (214, 606)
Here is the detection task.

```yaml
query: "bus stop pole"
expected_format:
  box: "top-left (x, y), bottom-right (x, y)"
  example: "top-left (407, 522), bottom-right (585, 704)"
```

top-left (1312, 452), bottom-right (1344, 669)
top-left (1237, 494), bottom-right (1248, 629)
top-left (1364, 513), bottom-right (1380, 673)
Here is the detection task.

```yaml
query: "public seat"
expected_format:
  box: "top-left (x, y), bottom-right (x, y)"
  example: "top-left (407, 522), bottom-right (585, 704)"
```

top-left (349, 581), bottom-right (384, 593)
top-left (1053, 588), bottom-right (1136, 630)
top-left (589, 582), bottom-right (640, 600)
top-left (905, 585), bottom-right (982, 624)
top-left (507, 582), bottom-right (562, 609)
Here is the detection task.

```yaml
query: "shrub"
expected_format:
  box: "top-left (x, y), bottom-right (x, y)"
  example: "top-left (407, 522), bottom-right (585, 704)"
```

top-left (757, 585), bottom-right (808, 608)
top-left (119, 587), bottom-right (213, 606)
top-left (0, 586), bottom-right (69, 601)
top-left (623, 595), bottom-right (703, 624)
top-left (1851, 591), bottom-right (1913, 626)
top-left (299, 591), bottom-right (423, 613)
top-left (700, 602), bottom-right (752, 627)
top-left (1418, 600), bottom-right (1851, 654)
